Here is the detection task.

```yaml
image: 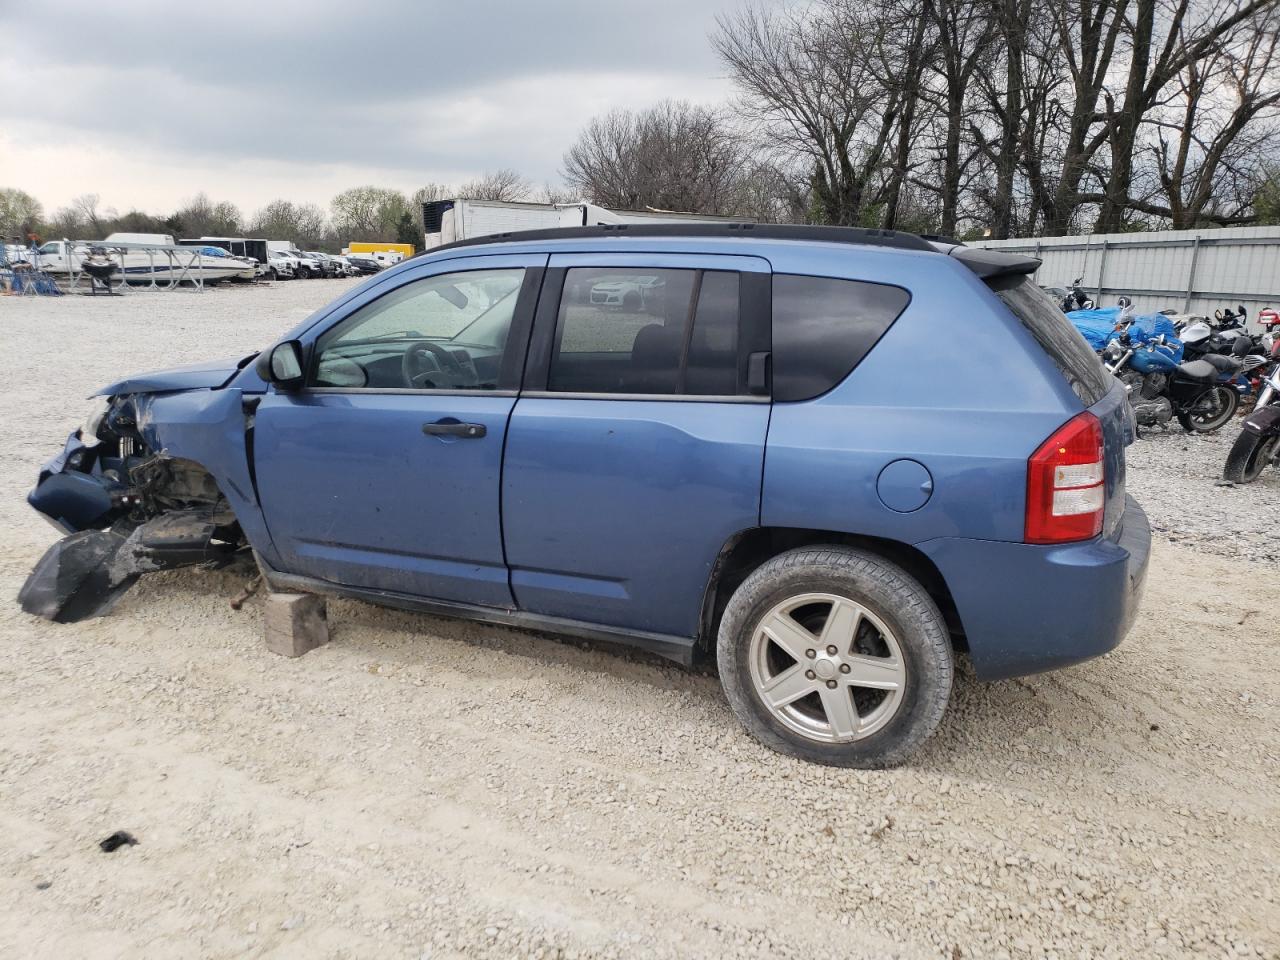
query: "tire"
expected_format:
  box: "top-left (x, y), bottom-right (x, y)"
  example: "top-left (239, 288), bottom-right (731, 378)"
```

top-left (268, 268), bottom-right (278, 282)
top-left (1177, 385), bottom-right (1238, 433)
top-left (622, 290), bottom-right (642, 311)
top-left (716, 546), bottom-right (953, 768)
top-left (1223, 429), bottom-right (1280, 484)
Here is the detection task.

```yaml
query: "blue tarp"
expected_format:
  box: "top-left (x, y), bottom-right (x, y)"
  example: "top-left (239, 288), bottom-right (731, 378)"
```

top-left (2, 270), bottom-right (62, 295)
top-left (1066, 306), bottom-right (1179, 352)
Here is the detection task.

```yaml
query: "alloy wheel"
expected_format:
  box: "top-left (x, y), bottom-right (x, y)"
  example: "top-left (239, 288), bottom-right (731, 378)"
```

top-left (748, 592), bottom-right (906, 743)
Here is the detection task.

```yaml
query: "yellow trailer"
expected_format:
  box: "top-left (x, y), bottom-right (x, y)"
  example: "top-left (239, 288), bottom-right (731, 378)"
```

top-left (345, 241), bottom-right (414, 258)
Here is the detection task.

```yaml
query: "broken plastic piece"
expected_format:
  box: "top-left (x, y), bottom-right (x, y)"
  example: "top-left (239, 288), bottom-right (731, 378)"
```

top-left (19, 509), bottom-right (239, 623)
top-left (18, 529), bottom-right (137, 623)
top-left (99, 831), bottom-right (138, 852)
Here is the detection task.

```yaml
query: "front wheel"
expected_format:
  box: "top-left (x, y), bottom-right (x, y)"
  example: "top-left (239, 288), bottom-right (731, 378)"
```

top-left (716, 547), bottom-right (953, 768)
top-left (1178, 385), bottom-right (1238, 433)
top-left (1223, 429), bottom-right (1280, 483)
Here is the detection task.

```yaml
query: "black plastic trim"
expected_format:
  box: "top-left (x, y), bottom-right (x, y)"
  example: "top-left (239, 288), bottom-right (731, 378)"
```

top-left (936, 242), bottom-right (1041, 280)
top-left (255, 553), bottom-right (695, 666)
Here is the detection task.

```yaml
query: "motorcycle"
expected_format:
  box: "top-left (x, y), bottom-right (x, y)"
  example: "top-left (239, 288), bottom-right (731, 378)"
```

top-left (1212, 305), bottom-right (1249, 334)
top-left (1102, 320), bottom-right (1240, 432)
top-left (1177, 310), bottom-right (1272, 408)
top-left (1061, 276), bottom-right (1094, 312)
top-left (1223, 337), bottom-right (1280, 483)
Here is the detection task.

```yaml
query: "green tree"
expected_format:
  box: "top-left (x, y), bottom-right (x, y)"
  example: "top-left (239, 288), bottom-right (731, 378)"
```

top-left (0, 187), bottom-right (44, 240)
top-left (1255, 165), bottom-right (1280, 225)
top-left (330, 186), bottom-right (408, 241)
top-left (394, 211), bottom-right (419, 247)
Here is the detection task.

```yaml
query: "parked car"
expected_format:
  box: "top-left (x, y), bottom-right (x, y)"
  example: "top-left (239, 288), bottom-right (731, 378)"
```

top-left (345, 255), bottom-right (382, 276)
top-left (18, 224), bottom-right (1150, 768)
top-left (588, 274), bottom-right (666, 310)
top-left (303, 252), bottom-right (340, 277)
top-left (267, 250), bottom-right (297, 280)
top-left (292, 252), bottom-right (323, 279)
top-left (327, 255), bottom-right (358, 277)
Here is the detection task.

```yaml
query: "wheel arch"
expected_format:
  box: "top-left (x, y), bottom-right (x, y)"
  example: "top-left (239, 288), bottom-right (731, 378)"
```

top-left (697, 527), bottom-right (966, 660)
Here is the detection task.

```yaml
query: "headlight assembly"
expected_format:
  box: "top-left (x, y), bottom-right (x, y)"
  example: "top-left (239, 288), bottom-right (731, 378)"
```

top-left (79, 397), bottom-right (111, 448)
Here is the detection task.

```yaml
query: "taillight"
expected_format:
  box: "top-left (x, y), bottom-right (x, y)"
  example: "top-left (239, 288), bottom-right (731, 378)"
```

top-left (1025, 412), bottom-right (1105, 544)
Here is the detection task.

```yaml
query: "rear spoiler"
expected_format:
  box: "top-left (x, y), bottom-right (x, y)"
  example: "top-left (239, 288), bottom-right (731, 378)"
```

top-left (929, 241), bottom-right (1040, 281)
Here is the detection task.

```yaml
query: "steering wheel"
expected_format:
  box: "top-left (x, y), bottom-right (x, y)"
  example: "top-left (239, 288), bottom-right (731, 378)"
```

top-left (401, 340), bottom-right (476, 389)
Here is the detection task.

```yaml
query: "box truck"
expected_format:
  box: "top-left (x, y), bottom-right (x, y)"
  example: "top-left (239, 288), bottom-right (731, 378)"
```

top-left (420, 199), bottom-right (752, 251)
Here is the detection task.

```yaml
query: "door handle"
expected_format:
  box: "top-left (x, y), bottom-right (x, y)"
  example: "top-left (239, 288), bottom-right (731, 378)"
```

top-left (423, 420), bottom-right (486, 438)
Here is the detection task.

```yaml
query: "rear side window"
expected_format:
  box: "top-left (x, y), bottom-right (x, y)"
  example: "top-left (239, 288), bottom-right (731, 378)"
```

top-left (993, 276), bottom-right (1109, 404)
top-left (549, 267), bottom-right (741, 395)
top-left (771, 274), bottom-right (910, 402)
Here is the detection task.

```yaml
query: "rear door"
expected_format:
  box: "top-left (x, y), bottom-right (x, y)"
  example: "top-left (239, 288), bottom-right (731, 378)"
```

top-left (502, 253), bottom-right (771, 640)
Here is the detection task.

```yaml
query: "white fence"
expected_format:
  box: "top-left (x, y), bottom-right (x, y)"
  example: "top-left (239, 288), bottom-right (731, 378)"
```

top-left (972, 226), bottom-right (1280, 326)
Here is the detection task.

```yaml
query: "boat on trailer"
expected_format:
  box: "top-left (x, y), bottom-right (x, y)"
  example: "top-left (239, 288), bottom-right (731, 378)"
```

top-left (29, 233), bottom-right (254, 288)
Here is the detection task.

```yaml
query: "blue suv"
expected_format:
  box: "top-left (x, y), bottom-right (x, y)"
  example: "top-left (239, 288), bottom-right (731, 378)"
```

top-left (20, 225), bottom-right (1150, 767)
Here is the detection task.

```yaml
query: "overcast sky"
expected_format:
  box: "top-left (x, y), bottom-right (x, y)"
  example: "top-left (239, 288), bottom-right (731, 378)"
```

top-left (0, 0), bottom-right (748, 219)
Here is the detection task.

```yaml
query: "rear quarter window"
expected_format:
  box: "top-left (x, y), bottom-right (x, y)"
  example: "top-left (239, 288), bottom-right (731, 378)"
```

top-left (772, 275), bottom-right (910, 402)
top-left (992, 276), bottom-right (1109, 404)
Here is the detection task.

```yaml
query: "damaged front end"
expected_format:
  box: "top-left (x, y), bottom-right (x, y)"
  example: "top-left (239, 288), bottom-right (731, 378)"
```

top-left (20, 396), bottom-right (246, 622)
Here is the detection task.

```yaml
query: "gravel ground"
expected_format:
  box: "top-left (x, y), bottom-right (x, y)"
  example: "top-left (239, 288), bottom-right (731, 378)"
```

top-left (1127, 428), bottom-right (1279, 562)
top-left (0, 281), bottom-right (1276, 960)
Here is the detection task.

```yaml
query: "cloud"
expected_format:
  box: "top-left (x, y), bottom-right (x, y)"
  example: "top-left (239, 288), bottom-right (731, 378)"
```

top-left (0, 0), bottom-right (743, 213)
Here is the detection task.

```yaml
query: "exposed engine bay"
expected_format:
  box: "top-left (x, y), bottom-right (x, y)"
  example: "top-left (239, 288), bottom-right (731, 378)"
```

top-left (19, 395), bottom-right (248, 622)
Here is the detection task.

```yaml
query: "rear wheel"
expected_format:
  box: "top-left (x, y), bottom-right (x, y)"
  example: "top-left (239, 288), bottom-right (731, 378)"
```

top-left (1223, 430), bottom-right (1280, 483)
top-left (1178, 385), bottom-right (1238, 433)
top-left (716, 547), bottom-right (952, 768)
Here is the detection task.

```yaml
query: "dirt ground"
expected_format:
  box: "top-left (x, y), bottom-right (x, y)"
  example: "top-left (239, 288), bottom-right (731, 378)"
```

top-left (1, 281), bottom-right (1277, 960)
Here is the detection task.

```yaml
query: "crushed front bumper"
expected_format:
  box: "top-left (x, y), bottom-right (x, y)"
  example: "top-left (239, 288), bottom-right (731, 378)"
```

top-left (21, 432), bottom-right (240, 622)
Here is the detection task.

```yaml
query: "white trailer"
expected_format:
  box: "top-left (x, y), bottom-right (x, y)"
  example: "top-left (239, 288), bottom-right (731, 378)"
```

top-left (421, 199), bottom-right (752, 250)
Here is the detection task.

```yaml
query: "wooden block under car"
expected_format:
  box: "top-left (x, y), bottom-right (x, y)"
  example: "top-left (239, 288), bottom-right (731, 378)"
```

top-left (264, 593), bottom-right (329, 658)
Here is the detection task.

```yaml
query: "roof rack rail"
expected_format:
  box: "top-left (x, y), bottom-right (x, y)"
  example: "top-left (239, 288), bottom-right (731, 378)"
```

top-left (428, 222), bottom-right (937, 256)
top-left (422, 221), bottom-right (1042, 280)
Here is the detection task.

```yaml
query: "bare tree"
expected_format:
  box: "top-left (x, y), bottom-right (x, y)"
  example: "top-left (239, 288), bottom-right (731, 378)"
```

top-left (1144, 15), bottom-right (1280, 227)
top-left (70, 194), bottom-right (104, 235)
top-left (531, 182), bottom-right (578, 205)
top-left (250, 200), bottom-right (330, 247)
top-left (457, 168), bottom-right (532, 202)
top-left (878, 0), bottom-right (936, 230)
top-left (173, 193), bottom-right (242, 237)
top-left (563, 100), bottom-right (743, 213)
top-left (1092, 0), bottom-right (1280, 232)
top-left (714, 2), bottom-right (900, 225)
top-left (919, 0), bottom-right (997, 236)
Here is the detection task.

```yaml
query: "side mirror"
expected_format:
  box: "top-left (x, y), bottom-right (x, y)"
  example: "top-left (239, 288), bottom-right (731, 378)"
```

top-left (256, 340), bottom-right (306, 391)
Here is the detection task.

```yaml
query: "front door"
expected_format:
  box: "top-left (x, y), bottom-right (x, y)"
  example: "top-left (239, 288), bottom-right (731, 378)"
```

top-left (502, 253), bottom-right (772, 639)
top-left (253, 254), bottom-right (546, 607)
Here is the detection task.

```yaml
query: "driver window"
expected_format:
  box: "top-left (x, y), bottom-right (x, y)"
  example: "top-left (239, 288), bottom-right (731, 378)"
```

top-left (311, 268), bottom-right (525, 390)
